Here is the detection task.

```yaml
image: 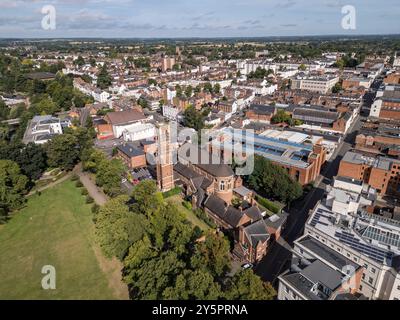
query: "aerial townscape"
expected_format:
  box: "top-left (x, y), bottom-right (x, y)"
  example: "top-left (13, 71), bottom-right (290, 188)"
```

top-left (0, 0), bottom-right (400, 305)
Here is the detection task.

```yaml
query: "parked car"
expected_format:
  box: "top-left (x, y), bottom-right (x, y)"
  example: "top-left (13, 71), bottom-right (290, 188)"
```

top-left (241, 263), bottom-right (253, 270)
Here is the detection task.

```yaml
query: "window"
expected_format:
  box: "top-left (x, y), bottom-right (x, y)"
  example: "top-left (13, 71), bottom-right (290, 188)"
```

top-left (397, 285), bottom-right (400, 291)
top-left (219, 180), bottom-right (225, 191)
top-left (371, 268), bottom-right (376, 274)
top-left (368, 277), bottom-right (373, 285)
top-left (363, 263), bottom-right (368, 269)
top-left (359, 285), bottom-right (363, 291)
top-left (362, 273), bottom-right (365, 280)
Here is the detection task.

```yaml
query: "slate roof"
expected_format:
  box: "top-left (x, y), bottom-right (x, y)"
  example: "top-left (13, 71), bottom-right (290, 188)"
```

top-left (243, 219), bottom-right (270, 248)
top-left (249, 104), bottom-right (276, 115)
top-left (204, 194), bottom-right (263, 228)
top-left (117, 143), bottom-right (145, 158)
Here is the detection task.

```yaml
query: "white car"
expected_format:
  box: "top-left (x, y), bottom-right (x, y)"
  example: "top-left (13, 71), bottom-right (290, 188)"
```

top-left (121, 178), bottom-right (127, 184)
top-left (241, 263), bottom-right (253, 270)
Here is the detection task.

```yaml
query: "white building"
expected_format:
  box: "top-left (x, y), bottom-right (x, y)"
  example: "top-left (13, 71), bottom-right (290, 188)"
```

top-left (122, 123), bottom-right (156, 142)
top-left (280, 176), bottom-right (400, 300)
top-left (23, 115), bottom-right (69, 145)
top-left (92, 89), bottom-right (110, 103)
top-left (162, 105), bottom-right (181, 121)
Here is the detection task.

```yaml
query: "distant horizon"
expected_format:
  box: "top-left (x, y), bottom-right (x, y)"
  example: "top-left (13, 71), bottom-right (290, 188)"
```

top-left (2, 33), bottom-right (400, 41)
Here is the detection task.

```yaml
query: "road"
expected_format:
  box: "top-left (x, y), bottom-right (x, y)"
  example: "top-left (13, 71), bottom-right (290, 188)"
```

top-left (254, 112), bottom-right (365, 285)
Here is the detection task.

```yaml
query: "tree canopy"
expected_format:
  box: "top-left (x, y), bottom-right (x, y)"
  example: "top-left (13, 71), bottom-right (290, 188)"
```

top-left (247, 155), bottom-right (303, 204)
top-left (94, 180), bottom-right (276, 300)
top-left (0, 160), bottom-right (28, 221)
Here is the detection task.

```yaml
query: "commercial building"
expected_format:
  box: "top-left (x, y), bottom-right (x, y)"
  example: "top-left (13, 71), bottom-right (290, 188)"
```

top-left (287, 176), bottom-right (400, 300)
top-left (210, 127), bottom-right (327, 185)
top-left (100, 109), bottom-right (148, 139)
top-left (245, 104), bottom-right (276, 123)
top-left (116, 143), bottom-right (147, 169)
top-left (338, 151), bottom-right (400, 197)
top-left (290, 74), bottom-right (340, 94)
top-left (23, 115), bottom-right (70, 145)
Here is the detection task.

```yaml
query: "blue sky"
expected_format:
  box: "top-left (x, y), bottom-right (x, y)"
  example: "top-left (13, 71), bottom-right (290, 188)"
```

top-left (0, 0), bottom-right (399, 38)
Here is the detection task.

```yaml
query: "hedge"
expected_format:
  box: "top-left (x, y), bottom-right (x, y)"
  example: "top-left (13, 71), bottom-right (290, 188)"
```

top-left (255, 195), bottom-right (281, 214)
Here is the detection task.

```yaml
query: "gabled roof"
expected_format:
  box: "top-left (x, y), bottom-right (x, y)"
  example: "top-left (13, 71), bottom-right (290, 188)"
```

top-left (243, 219), bottom-right (270, 248)
top-left (204, 194), bottom-right (262, 228)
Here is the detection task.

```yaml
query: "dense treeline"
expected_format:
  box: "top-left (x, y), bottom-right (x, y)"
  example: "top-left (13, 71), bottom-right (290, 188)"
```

top-left (95, 180), bottom-right (276, 300)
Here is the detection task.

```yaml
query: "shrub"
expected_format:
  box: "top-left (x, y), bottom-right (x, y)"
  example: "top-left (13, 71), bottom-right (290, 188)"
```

top-left (194, 208), bottom-right (217, 228)
top-left (71, 174), bottom-right (79, 181)
top-left (81, 188), bottom-right (89, 196)
top-left (182, 200), bottom-right (192, 210)
top-left (75, 180), bottom-right (83, 188)
top-left (86, 196), bottom-right (94, 204)
top-left (91, 203), bottom-right (100, 214)
top-left (255, 195), bottom-right (281, 214)
top-left (162, 186), bottom-right (182, 198)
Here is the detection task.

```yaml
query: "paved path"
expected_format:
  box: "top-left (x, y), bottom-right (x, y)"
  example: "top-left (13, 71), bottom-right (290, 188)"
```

top-left (75, 164), bottom-right (109, 206)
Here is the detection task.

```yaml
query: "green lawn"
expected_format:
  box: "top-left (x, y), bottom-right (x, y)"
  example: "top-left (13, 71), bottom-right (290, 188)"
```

top-left (0, 179), bottom-right (123, 300)
top-left (166, 195), bottom-right (210, 232)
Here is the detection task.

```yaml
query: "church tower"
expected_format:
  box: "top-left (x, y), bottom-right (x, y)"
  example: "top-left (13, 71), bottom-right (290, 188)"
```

top-left (156, 123), bottom-right (175, 192)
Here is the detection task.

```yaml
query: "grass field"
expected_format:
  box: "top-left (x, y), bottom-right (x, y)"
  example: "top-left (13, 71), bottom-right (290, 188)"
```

top-left (166, 195), bottom-right (211, 231)
top-left (0, 179), bottom-right (127, 300)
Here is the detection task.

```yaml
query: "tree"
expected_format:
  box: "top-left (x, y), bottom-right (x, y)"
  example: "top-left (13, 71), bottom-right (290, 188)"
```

top-left (95, 195), bottom-right (146, 259)
top-left (163, 269), bottom-right (221, 300)
top-left (332, 82), bottom-right (343, 93)
top-left (247, 155), bottom-right (303, 204)
top-left (95, 158), bottom-right (125, 196)
top-left (191, 231), bottom-right (231, 278)
top-left (213, 83), bottom-right (221, 94)
top-left (74, 55), bottom-right (85, 67)
top-left (127, 251), bottom-right (186, 300)
top-left (97, 63), bottom-right (112, 89)
top-left (298, 64), bottom-right (307, 71)
top-left (82, 148), bottom-right (106, 173)
top-left (182, 105), bottom-right (206, 132)
top-left (15, 143), bottom-right (47, 181)
top-left (45, 134), bottom-right (79, 171)
top-left (185, 85), bottom-right (193, 98)
top-left (225, 269), bottom-right (276, 300)
top-left (271, 109), bottom-right (293, 125)
top-left (0, 160), bottom-right (28, 220)
top-left (0, 99), bottom-right (9, 121)
top-left (130, 180), bottom-right (164, 217)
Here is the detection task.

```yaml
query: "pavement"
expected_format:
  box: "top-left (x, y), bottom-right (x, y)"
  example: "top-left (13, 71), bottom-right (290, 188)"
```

top-left (75, 164), bottom-right (109, 206)
top-left (254, 89), bottom-right (377, 287)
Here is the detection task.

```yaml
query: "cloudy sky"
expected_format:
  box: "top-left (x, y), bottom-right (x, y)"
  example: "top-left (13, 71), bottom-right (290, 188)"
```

top-left (0, 0), bottom-right (399, 38)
